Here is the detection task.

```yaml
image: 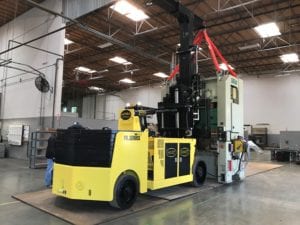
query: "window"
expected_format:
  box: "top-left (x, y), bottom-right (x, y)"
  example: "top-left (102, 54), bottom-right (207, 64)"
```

top-left (71, 107), bottom-right (77, 113)
top-left (231, 86), bottom-right (239, 104)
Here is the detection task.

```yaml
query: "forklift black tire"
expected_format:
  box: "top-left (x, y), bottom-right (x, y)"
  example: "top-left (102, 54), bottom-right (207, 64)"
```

top-left (192, 160), bottom-right (207, 187)
top-left (109, 174), bottom-right (138, 209)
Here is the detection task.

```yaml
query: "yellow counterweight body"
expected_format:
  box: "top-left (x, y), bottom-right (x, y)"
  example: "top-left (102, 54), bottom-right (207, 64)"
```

top-left (52, 130), bottom-right (149, 201)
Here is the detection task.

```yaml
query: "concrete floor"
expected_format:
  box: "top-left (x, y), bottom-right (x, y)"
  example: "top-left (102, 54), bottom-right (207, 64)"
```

top-left (1, 152), bottom-right (300, 225)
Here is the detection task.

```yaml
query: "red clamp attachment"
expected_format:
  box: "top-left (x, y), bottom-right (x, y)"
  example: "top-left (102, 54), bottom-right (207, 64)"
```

top-left (168, 29), bottom-right (237, 80)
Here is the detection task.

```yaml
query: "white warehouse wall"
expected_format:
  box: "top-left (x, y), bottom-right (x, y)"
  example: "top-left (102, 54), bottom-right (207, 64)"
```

top-left (81, 85), bottom-right (164, 121)
top-left (81, 75), bottom-right (300, 136)
top-left (118, 85), bottom-right (163, 109)
top-left (0, 0), bottom-right (65, 120)
top-left (243, 74), bottom-right (300, 134)
top-left (0, 0), bottom-right (65, 158)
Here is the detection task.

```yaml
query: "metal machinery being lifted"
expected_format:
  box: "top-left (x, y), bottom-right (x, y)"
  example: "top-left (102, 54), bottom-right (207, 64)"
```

top-left (152, 0), bottom-right (245, 183)
top-left (52, 0), bottom-right (246, 209)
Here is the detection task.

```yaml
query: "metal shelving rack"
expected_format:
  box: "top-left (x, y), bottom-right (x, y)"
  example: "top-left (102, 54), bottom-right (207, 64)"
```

top-left (28, 131), bottom-right (54, 168)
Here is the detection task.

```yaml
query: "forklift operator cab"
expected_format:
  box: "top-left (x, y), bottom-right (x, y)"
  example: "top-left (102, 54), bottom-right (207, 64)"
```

top-left (118, 108), bottom-right (148, 132)
top-left (52, 108), bottom-right (206, 209)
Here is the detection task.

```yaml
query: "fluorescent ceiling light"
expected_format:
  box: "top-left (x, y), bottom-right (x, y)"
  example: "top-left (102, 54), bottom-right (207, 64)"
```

top-left (109, 56), bottom-right (132, 65)
top-left (280, 53), bottom-right (299, 63)
top-left (109, 56), bottom-right (127, 64)
top-left (88, 69), bottom-right (108, 79)
top-left (75, 66), bottom-right (96, 74)
top-left (219, 63), bottom-right (234, 71)
top-left (75, 66), bottom-right (90, 72)
top-left (275, 74), bottom-right (291, 78)
top-left (89, 75), bottom-right (104, 80)
top-left (254, 22), bottom-right (281, 38)
top-left (120, 78), bottom-right (136, 84)
top-left (98, 42), bottom-right (113, 48)
top-left (238, 43), bottom-right (260, 51)
top-left (153, 72), bottom-right (168, 78)
top-left (126, 9), bottom-right (149, 21)
top-left (110, 0), bottom-right (136, 15)
top-left (64, 38), bottom-right (74, 45)
top-left (99, 69), bottom-right (109, 73)
top-left (110, 0), bottom-right (149, 22)
top-left (89, 86), bottom-right (105, 92)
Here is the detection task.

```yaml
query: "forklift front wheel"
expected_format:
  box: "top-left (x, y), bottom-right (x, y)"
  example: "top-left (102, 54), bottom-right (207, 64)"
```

top-left (109, 174), bottom-right (138, 209)
top-left (192, 160), bottom-right (207, 187)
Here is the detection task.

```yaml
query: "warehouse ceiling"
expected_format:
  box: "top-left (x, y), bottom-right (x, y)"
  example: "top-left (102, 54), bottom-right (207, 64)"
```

top-left (0, 0), bottom-right (44, 27)
top-left (1, 0), bottom-right (300, 93)
top-left (63, 0), bottom-right (300, 92)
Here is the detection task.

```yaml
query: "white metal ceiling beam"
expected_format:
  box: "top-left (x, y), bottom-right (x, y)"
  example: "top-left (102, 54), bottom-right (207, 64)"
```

top-left (25, 0), bottom-right (171, 66)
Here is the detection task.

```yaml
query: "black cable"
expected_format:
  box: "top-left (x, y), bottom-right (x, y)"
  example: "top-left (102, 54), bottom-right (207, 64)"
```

top-left (238, 151), bottom-right (244, 173)
top-left (206, 171), bottom-right (221, 178)
top-left (235, 149), bottom-right (249, 175)
top-left (206, 171), bottom-right (216, 177)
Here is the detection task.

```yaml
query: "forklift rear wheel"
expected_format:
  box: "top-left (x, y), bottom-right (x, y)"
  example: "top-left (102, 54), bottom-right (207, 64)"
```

top-left (109, 174), bottom-right (138, 209)
top-left (192, 160), bottom-right (206, 187)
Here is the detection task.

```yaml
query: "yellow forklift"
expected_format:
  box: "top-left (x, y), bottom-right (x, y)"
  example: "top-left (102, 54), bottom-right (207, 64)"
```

top-left (53, 107), bottom-right (206, 209)
top-left (53, 0), bottom-right (246, 209)
top-left (53, 0), bottom-right (209, 209)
